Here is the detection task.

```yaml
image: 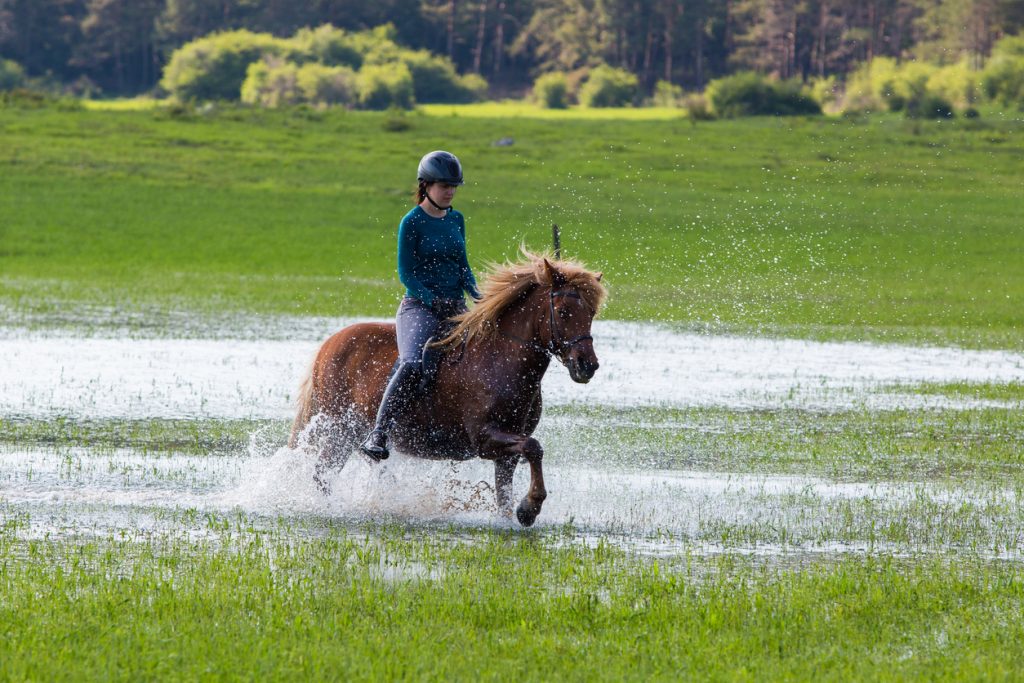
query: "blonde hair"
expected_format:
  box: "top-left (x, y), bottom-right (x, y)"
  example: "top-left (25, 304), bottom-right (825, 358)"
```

top-left (438, 247), bottom-right (607, 348)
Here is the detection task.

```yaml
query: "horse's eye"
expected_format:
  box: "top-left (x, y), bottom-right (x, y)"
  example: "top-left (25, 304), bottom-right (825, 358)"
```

top-left (558, 307), bottom-right (572, 320)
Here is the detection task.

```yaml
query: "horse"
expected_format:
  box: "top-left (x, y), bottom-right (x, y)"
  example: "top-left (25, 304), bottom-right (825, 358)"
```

top-left (288, 251), bottom-right (606, 526)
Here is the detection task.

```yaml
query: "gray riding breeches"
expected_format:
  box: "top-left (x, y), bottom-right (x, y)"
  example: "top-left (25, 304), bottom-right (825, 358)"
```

top-left (395, 296), bottom-right (466, 365)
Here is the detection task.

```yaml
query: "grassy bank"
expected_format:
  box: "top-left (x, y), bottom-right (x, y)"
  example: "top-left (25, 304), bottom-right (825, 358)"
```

top-left (1, 105), bottom-right (1022, 347)
top-left (1, 522), bottom-right (1022, 681)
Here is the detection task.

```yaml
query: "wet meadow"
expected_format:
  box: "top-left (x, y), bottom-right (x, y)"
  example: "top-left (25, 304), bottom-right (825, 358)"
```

top-left (2, 102), bottom-right (1024, 679)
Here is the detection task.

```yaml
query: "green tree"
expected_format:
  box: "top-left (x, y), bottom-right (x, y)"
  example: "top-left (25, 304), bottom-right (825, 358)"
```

top-left (513, 0), bottom-right (613, 72)
top-left (730, 0), bottom-right (811, 78)
top-left (156, 0), bottom-right (258, 45)
top-left (913, 0), bottom-right (1002, 68)
top-left (74, 0), bottom-right (163, 92)
top-left (0, 0), bottom-right (85, 80)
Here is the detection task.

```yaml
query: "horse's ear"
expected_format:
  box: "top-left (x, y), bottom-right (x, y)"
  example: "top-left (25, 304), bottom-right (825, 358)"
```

top-left (595, 272), bottom-right (603, 282)
top-left (543, 258), bottom-right (566, 287)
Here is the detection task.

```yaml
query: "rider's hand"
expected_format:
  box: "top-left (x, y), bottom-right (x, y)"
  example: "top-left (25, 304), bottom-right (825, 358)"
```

top-left (431, 297), bottom-right (461, 316)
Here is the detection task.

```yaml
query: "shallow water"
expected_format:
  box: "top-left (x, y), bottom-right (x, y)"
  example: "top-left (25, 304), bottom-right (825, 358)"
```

top-left (3, 321), bottom-right (1022, 419)
top-left (2, 443), bottom-right (1021, 560)
top-left (4, 318), bottom-right (1023, 562)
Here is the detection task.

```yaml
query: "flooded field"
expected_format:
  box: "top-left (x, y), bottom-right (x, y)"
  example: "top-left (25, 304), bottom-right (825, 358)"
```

top-left (5, 320), bottom-right (1023, 419)
top-left (4, 319), bottom-right (1023, 680)
top-left (4, 444), bottom-right (1023, 560)
top-left (4, 318), bottom-right (1023, 562)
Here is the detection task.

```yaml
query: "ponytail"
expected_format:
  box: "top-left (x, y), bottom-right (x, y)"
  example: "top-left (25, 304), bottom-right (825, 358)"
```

top-left (414, 180), bottom-right (429, 204)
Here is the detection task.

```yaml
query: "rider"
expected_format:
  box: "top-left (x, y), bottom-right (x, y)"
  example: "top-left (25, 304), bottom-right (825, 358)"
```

top-left (359, 150), bottom-right (481, 460)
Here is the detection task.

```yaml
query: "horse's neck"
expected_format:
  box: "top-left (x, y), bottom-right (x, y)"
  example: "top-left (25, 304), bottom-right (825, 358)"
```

top-left (470, 293), bottom-right (550, 386)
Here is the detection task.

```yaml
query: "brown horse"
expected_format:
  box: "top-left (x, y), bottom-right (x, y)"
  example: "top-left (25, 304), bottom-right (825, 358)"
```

top-left (288, 251), bottom-right (607, 526)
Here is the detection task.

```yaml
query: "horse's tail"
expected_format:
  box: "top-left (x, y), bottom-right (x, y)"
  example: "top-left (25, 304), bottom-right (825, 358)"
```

top-left (288, 361), bottom-right (318, 448)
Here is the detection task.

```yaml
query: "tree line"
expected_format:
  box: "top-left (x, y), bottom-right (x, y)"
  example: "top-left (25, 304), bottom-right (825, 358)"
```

top-left (1, 0), bottom-right (1023, 97)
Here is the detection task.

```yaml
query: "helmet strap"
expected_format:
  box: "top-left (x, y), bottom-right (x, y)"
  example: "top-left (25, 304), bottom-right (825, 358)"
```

top-left (424, 193), bottom-right (451, 213)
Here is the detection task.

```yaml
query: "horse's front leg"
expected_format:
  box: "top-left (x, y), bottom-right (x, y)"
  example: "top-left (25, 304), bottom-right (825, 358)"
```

top-left (479, 427), bottom-right (547, 527)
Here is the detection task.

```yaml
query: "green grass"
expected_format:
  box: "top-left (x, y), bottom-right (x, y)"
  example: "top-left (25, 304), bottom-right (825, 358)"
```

top-left (0, 416), bottom-right (282, 455)
top-left (2, 522), bottom-right (1023, 681)
top-left (82, 98), bottom-right (689, 119)
top-left (551, 404), bottom-right (1024, 480)
top-left (420, 100), bottom-right (688, 119)
top-left (5, 402), bottom-right (1023, 481)
top-left (1, 104), bottom-right (1023, 347)
top-left (81, 96), bottom-right (163, 112)
top-left (884, 380), bottom-right (1024, 401)
top-left (4, 102), bottom-right (1024, 680)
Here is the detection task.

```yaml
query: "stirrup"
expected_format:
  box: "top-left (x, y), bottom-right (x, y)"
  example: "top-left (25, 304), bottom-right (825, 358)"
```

top-left (359, 429), bottom-right (390, 462)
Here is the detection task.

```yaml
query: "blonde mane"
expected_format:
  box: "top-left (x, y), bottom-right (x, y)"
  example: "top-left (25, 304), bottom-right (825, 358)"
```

top-left (438, 248), bottom-right (608, 349)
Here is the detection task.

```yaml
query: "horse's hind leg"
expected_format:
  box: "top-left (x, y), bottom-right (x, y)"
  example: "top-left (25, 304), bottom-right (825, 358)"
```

top-left (494, 457), bottom-right (517, 517)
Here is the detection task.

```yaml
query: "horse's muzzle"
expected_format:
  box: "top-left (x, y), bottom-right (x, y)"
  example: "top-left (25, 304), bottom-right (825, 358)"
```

top-left (568, 356), bottom-right (599, 383)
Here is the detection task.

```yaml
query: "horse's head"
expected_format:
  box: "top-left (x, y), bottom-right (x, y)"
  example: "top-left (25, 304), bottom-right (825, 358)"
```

top-left (542, 259), bottom-right (602, 384)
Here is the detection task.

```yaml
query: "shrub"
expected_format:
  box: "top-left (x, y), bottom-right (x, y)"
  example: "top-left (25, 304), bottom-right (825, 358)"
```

top-left (162, 30), bottom-right (293, 101)
top-left (842, 57), bottom-right (939, 112)
top-left (240, 59), bottom-right (302, 107)
top-left (290, 25), bottom-right (363, 69)
top-left (652, 80), bottom-right (683, 107)
top-left (0, 59), bottom-right (26, 91)
top-left (982, 35), bottom-right (1024, 108)
top-left (927, 61), bottom-right (980, 109)
top-left (706, 72), bottom-right (821, 117)
top-left (890, 61), bottom-right (936, 110)
top-left (382, 108), bottom-right (414, 131)
top-left (457, 73), bottom-right (488, 101)
top-left (842, 57), bottom-right (899, 111)
top-left (579, 64), bottom-right (638, 107)
top-left (992, 34), bottom-right (1024, 58)
top-left (345, 24), bottom-right (402, 60)
top-left (533, 72), bottom-right (569, 108)
top-left (683, 93), bottom-right (714, 121)
top-left (806, 75), bottom-right (840, 110)
top-left (0, 88), bottom-right (48, 108)
top-left (65, 75), bottom-right (101, 98)
top-left (982, 58), bottom-right (1024, 107)
top-left (357, 62), bottom-right (414, 110)
top-left (297, 63), bottom-right (357, 106)
top-left (904, 92), bottom-right (954, 118)
top-left (396, 50), bottom-right (483, 103)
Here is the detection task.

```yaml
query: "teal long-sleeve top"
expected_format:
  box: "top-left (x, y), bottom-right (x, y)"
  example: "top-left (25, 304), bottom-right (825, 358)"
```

top-left (397, 205), bottom-right (480, 307)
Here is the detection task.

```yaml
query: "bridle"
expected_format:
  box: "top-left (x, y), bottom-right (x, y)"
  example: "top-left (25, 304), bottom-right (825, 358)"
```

top-left (501, 286), bottom-right (594, 359)
top-left (546, 288), bottom-right (594, 357)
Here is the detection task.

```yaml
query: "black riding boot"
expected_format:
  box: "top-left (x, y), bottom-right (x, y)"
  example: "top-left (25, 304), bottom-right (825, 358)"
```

top-left (419, 338), bottom-right (442, 394)
top-left (360, 362), bottom-right (420, 461)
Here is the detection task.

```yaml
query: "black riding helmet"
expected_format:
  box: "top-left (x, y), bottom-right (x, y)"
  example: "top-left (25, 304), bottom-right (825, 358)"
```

top-left (417, 150), bottom-right (464, 186)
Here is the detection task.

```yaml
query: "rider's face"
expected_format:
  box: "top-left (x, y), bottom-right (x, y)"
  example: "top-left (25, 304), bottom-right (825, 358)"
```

top-left (426, 182), bottom-right (457, 207)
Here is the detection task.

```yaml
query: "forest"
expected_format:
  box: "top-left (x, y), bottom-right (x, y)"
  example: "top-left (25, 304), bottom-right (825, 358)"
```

top-left (2, 0), bottom-right (1023, 98)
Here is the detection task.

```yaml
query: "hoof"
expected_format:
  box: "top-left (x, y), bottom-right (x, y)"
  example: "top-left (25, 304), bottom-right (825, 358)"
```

top-left (516, 502), bottom-right (539, 527)
top-left (359, 445), bottom-right (389, 463)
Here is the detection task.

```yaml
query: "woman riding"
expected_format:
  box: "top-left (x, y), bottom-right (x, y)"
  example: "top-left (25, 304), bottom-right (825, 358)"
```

top-left (359, 150), bottom-right (481, 460)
